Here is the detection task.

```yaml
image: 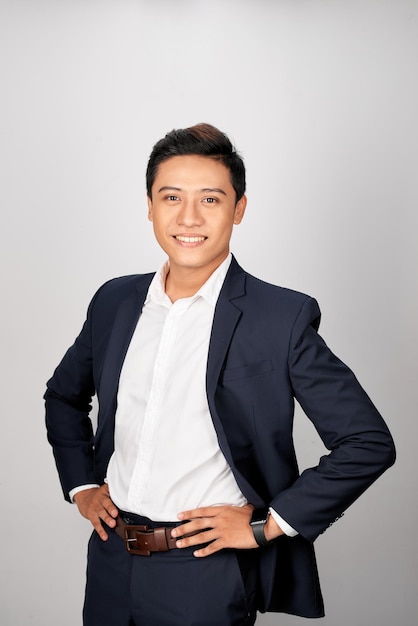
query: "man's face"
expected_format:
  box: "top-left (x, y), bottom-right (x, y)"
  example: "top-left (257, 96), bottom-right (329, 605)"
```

top-left (147, 155), bottom-right (246, 277)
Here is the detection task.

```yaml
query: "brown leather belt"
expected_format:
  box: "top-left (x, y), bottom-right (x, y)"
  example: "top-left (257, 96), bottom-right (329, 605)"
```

top-left (115, 516), bottom-right (185, 556)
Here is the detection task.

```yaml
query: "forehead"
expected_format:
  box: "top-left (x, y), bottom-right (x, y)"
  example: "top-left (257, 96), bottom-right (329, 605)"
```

top-left (153, 155), bottom-right (233, 191)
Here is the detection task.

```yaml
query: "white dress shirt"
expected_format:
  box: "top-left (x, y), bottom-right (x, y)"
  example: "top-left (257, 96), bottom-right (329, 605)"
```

top-left (106, 254), bottom-right (248, 520)
top-left (72, 253), bottom-right (296, 536)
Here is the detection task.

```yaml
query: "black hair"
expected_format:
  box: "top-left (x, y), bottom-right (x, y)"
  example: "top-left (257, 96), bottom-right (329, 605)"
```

top-left (146, 123), bottom-right (246, 202)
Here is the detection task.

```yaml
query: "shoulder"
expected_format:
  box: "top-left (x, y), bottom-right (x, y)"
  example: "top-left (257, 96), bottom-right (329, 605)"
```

top-left (245, 271), bottom-right (311, 306)
top-left (88, 273), bottom-right (155, 313)
top-left (248, 273), bottom-right (321, 329)
top-left (228, 258), bottom-right (321, 329)
top-left (230, 257), bottom-right (315, 306)
top-left (95, 273), bottom-right (154, 297)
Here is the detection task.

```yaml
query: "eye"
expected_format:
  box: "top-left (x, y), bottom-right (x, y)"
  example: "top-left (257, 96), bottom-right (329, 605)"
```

top-left (166, 195), bottom-right (179, 201)
top-left (203, 197), bottom-right (217, 204)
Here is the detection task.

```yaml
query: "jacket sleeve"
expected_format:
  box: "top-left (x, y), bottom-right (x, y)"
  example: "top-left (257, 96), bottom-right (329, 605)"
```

top-left (270, 297), bottom-right (396, 542)
top-left (44, 292), bottom-right (99, 501)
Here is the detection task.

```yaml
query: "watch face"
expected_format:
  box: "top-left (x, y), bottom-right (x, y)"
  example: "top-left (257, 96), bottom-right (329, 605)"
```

top-left (250, 508), bottom-right (270, 547)
top-left (250, 508), bottom-right (268, 525)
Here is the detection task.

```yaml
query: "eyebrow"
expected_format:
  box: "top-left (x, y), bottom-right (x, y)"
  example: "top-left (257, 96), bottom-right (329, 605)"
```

top-left (201, 188), bottom-right (227, 196)
top-left (157, 186), bottom-right (182, 193)
top-left (157, 186), bottom-right (227, 196)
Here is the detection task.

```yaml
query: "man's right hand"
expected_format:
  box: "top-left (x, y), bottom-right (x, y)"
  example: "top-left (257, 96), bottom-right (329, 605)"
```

top-left (73, 484), bottom-right (119, 541)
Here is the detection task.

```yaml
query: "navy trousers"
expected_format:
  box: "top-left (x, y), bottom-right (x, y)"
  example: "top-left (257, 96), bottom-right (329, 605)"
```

top-left (83, 514), bottom-right (258, 626)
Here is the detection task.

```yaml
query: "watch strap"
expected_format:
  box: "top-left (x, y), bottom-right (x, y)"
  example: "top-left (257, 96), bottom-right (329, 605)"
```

top-left (251, 519), bottom-right (269, 547)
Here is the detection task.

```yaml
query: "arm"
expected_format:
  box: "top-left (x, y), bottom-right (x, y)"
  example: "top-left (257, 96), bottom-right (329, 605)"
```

top-left (45, 299), bottom-right (120, 538)
top-left (271, 297), bottom-right (396, 541)
top-left (45, 291), bottom-right (99, 500)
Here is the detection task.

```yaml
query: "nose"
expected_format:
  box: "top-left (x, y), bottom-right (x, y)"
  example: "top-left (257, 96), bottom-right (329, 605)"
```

top-left (177, 199), bottom-right (203, 227)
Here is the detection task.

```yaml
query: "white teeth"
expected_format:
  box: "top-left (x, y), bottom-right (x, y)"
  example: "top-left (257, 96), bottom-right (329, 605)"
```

top-left (175, 236), bottom-right (206, 243)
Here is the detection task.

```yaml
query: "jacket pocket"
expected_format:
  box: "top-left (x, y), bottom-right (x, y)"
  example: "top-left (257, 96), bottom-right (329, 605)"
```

top-left (221, 359), bottom-right (273, 382)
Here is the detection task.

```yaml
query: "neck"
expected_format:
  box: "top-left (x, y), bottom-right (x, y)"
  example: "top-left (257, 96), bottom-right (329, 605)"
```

top-left (164, 256), bottom-right (228, 302)
top-left (165, 268), bottom-right (210, 302)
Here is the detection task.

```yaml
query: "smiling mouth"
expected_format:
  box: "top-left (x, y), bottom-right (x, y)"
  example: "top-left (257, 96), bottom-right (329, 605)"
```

top-left (174, 236), bottom-right (207, 243)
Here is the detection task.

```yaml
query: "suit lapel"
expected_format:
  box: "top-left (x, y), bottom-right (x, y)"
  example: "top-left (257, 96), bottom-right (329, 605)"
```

top-left (206, 258), bottom-right (266, 507)
top-left (206, 258), bottom-right (245, 398)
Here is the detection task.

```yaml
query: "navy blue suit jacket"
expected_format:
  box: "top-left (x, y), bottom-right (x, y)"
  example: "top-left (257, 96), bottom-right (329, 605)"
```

top-left (45, 257), bottom-right (395, 617)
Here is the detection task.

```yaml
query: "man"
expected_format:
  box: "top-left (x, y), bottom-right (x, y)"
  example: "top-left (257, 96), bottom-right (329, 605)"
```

top-left (45, 123), bottom-right (395, 625)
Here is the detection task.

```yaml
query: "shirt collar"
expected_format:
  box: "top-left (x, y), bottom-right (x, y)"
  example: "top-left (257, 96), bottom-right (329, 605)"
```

top-left (145, 253), bottom-right (232, 308)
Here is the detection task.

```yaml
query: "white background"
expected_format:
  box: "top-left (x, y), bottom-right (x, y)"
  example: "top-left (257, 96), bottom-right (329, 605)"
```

top-left (1, 1), bottom-right (417, 624)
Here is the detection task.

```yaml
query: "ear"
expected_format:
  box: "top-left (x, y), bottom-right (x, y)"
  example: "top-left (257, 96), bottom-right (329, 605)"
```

top-left (147, 196), bottom-right (153, 221)
top-left (233, 195), bottom-right (247, 224)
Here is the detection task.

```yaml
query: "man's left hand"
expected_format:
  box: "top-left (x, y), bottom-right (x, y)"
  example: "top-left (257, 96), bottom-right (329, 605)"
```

top-left (172, 504), bottom-right (283, 557)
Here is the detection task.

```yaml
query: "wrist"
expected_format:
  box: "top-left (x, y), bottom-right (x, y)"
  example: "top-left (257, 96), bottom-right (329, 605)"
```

top-left (250, 509), bottom-right (271, 547)
top-left (73, 486), bottom-right (99, 505)
top-left (264, 512), bottom-right (284, 542)
top-left (70, 484), bottom-right (100, 503)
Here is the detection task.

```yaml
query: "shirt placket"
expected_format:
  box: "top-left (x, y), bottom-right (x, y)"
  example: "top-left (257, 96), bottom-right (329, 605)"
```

top-left (127, 298), bottom-right (192, 510)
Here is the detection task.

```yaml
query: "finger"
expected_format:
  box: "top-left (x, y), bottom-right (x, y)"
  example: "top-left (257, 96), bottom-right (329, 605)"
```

top-left (88, 488), bottom-right (118, 517)
top-left (171, 517), bottom-right (215, 539)
top-left (107, 501), bottom-right (119, 518)
top-left (177, 506), bottom-right (220, 521)
top-left (193, 540), bottom-right (223, 558)
top-left (175, 528), bottom-right (217, 549)
top-left (97, 486), bottom-right (119, 516)
top-left (89, 504), bottom-right (118, 539)
top-left (91, 495), bottom-right (118, 522)
top-left (90, 515), bottom-right (109, 541)
top-left (97, 507), bottom-right (117, 529)
top-left (99, 496), bottom-right (119, 521)
top-left (87, 499), bottom-right (118, 536)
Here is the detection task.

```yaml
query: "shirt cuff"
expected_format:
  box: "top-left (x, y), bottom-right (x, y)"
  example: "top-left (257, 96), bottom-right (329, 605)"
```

top-left (269, 507), bottom-right (299, 537)
top-left (69, 484), bottom-right (100, 503)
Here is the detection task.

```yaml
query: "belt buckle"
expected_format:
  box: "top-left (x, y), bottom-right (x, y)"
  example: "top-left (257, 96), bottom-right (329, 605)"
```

top-left (124, 524), bottom-right (152, 556)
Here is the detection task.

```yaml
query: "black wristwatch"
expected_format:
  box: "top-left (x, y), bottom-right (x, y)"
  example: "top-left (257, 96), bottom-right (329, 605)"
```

top-left (250, 508), bottom-right (270, 547)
